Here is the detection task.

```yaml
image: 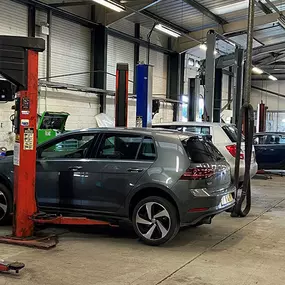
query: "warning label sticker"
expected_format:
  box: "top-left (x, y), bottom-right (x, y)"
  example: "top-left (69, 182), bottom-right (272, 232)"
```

top-left (14, 143), bottom-right (20, 166)
top-left (23, 128), bottom-right (34, 150)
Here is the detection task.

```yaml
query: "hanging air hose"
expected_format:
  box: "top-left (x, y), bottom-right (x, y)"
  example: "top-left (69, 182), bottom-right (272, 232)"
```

top-left (231, 0), bottom-right (255, 218)
top-left (231, 103), bottom-right (254, 217)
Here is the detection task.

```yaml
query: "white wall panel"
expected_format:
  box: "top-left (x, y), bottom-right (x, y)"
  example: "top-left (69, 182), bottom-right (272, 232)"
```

top-left (51, 16), bottom-right (91, 86)
top-left (107, 35), bottom-right (134, 92)
top-left (36, 10), bottom-right (48, 80)
top-left (0, 0), bottom-right (28, 149)
top-left (38, 88), bottom-right (100, 131)
top-left (139, 47), bottom-right (167, 97)
top-left (0, 0), bottom-right (28, 36)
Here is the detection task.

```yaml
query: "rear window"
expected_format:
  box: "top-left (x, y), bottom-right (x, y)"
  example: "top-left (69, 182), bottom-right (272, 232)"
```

top-left (222, 125), bottom-right (245, 142)
top-left (182, 136), bottom-right (224, 163)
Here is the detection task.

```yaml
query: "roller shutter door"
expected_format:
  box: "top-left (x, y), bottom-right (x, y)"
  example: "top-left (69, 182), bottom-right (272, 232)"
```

top-left (0, 0), bottom-right (28, 36)
top-left (139, 46), bottom-right (167, 97)
top-left (51, 16), bottom-right (91, 86)
top-left (107, 35), bottom-right (134, 93)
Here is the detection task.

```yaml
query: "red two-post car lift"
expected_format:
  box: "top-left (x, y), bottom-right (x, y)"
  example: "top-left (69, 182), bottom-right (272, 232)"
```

top-left (0, 36), bottom-right (129, 273)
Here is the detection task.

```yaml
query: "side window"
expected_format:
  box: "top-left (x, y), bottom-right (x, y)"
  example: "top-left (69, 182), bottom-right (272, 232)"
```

top-left (97, 134), bottom-right (142, 160)
top-left (39, 134), bottom-right (95, 159)
top-left (137, 137), bottom-right (156, 161)
top-left (183, 126), bottom-right (210, 135)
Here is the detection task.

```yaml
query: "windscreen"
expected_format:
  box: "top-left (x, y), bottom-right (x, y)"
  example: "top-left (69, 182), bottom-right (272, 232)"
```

top-left (181, 136), bottom-right (224, 163)
top-left (222, 125), bottom-right (245, 142)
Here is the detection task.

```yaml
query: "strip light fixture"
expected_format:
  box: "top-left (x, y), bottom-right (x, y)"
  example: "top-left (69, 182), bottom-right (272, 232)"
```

top-left (154, 24), bottom-right (181, 38)
top-left (268, 75), bottom-right (278, 81)
top-left (252, 67), bottom-right (264, 74)
top-left (93, 0), bottom-right (125, 12)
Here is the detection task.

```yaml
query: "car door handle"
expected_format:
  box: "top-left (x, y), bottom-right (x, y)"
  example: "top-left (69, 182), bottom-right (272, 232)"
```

top-left (127, 168), bottom-right (143, 173)
top-left (68, 166), bottom-right (83, 171)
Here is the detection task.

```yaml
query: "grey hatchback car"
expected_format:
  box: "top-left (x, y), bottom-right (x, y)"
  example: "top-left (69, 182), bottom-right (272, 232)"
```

top-left (0, 128), bottom-right (234, 245)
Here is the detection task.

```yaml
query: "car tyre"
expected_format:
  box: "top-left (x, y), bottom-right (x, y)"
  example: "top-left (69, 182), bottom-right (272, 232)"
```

top-left (132, 196), bottom-right (179, 246)
top-left (0, 183), bottom-right (12, 225)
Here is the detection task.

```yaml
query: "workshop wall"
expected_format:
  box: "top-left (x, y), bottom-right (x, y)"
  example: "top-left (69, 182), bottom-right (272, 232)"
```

top-left (251, 81), bottom-right (285, 110)
top-left (139, 47), bottom-right (168, 97)
top-left (251, 81), bottom-right (285, 132)
top-left (36, 10), bottom-right (48, 80)
top-left (0, 0), bottom-right (28, 36)
top-left (50, 16), bottom-right (91, 86)
top-left (107, 36), bottom-right (135, 93)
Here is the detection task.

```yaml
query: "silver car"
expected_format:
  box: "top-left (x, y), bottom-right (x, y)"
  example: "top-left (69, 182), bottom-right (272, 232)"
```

top-left (0, 128), bottom-right (234, 246)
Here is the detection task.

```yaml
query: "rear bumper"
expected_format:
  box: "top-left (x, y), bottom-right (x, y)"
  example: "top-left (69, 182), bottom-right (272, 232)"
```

top-left (230, 162), bottom-right (258, 182)
top-left (179, 185), bottom-right (236, 226)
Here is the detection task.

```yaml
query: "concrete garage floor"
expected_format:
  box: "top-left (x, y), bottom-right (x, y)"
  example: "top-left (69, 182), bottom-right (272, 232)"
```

top-left (1, 177), bottom-right (285, 285)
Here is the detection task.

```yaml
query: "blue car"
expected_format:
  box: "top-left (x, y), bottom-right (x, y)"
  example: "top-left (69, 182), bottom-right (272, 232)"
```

top-left (253, 132), bottom-right (285, 170)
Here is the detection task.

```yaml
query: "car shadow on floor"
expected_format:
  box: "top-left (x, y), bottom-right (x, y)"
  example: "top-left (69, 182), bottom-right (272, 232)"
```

top-left (33, 219), bottom-right (245, 250)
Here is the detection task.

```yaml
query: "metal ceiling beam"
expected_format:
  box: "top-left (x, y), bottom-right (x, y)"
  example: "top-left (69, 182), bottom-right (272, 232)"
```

top-left (254, 0), bottom-right (272, 14)
top-left (177, 12), bottom-right (279, 52)
top-left (182, 0), bottom-right (228, 25)
top-left (252, 41), bottom-right (285, 56)
top-left (106, 0), bottom-right (162, 26)
top-left (256, 52), bottom-right (285, 65)
top-left (50, 1), bottom-right (93, 7)
top-left (140, 10), bottom-right (190, 34)
top-left (252, 85), bottom-right (285, 99)
top-left (12, 0), bottom-right (98, 27)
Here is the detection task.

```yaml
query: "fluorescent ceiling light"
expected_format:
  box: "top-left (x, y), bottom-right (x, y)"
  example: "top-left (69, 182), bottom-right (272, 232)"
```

top-left (199, 43), bottom-right (207, 51)
top-left (154, 24), bottom-right (181, 38)
top-left (92, 0), bottom-right (125, 12)
top-left (268, 75), bottom-right (278, 81)
top-left (211, 0), bottom-right (278, 15)
top-left (252, 67), bottom-right (264, 74)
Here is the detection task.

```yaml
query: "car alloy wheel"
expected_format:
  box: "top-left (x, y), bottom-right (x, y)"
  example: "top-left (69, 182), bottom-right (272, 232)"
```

top-left (0, 190), bottom-right (8, 222)
top-left (135, 202), bottom-right (171, 241)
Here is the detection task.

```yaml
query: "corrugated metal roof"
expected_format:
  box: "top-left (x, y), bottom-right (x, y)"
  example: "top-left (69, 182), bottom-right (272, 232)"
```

top-left (145, 0), bottom-right (216, 31)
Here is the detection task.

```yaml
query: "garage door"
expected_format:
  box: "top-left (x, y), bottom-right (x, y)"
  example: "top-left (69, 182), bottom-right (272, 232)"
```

top-left (107, 35), bottom-right (134, 93)
top-left (51, 16), bottom-right (91, 87)
top-left (139, 46), bottom-right (167, 97)
top-left (0, 0), bottom-right (28, 36)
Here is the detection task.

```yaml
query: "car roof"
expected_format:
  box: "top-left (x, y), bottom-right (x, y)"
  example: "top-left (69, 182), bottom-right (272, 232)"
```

top-left (64, 127), bottom-right (198, 137)
top-left (153, 121), bottom-right (234, 127)
top-left (254, 132), bottom-right (285, 135)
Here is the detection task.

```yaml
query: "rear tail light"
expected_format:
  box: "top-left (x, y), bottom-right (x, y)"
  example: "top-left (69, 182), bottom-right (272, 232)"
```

top-left (226, 144), bottom-right (244, 159)
top-left (180, 167), bottom-right (214, 180)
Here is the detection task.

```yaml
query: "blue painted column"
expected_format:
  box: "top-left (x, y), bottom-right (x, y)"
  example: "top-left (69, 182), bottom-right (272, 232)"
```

top-left (136, 64), bottom-right (153, 128)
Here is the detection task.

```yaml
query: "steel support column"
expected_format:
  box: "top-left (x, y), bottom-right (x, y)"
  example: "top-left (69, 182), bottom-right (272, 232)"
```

top-left (133, 23), bottom-right (140, 95)
top-left (91, 24), bottom-right (107, 113)
top-left (213, 68), bottom-right (222, 122)
top-left (28, 5), bottom-right (36, 37)
top-left (232, 48), bottom-right (244, 125)
top-left (167, 47), bottom-right (180, 121)
top-left (204, 30), bottom-right (216, 122)
top-left (228, 67), bottom-right (232, 110)
top-left (46, 10), bottom-right (52, 81)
